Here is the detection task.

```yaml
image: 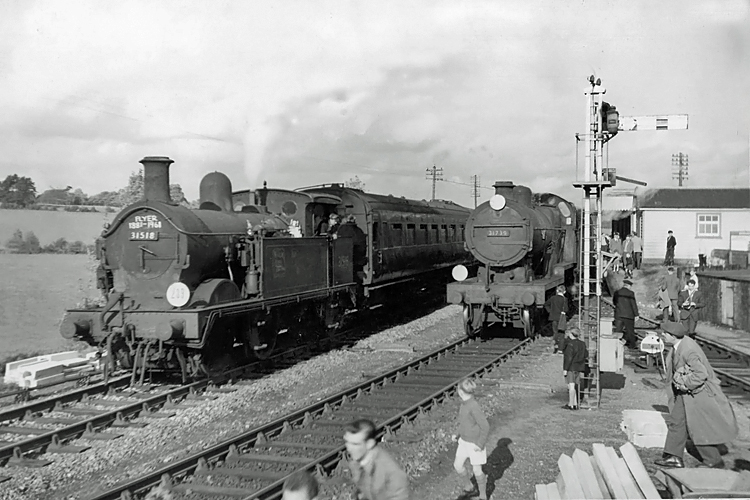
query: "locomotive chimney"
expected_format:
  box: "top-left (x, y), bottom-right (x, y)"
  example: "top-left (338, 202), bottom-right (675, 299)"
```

top-left (493, 181), bottom-right (532, 206)
top-left (140, 156), bottom-right (173, 203)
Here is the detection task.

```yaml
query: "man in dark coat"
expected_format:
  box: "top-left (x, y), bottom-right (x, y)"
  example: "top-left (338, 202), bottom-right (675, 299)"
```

top-left (544, 285), bottom-right (569, 354)
top-left (613, 279), bottom-right (639, 349)
top-left (655, 321), bottom-right (737, 469)
top-left (665, 230), bottom-right (677, 266)
top-left (336, 215), bottom-right (367, 275)
top-left (678, 279), bottom-right (705, 337)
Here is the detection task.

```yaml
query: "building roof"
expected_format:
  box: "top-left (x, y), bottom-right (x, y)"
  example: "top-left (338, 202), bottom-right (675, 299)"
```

top-left (635, 187), bottom-right (750, 209)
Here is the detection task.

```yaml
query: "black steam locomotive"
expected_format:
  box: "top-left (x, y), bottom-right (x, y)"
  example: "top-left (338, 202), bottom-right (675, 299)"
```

top-left (447, 181), bottom-right (578, 337)
top-left (61, 157), bottom-right (472, 379)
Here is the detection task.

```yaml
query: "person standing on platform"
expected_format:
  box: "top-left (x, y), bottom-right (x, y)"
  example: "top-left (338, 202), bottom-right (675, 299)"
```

top-left (665, 230), bottom-right (677, 266)
top-left (655, 321), bottom-right (737, 469)
top-left (613, 279), bottom-right (639, 349)
top-left (631, 232), bottom-right (643, 270)
top-left (623, 234), bottom-right (634, 279)
top-left (660, 267), bottom-right (681, 322)
top-left (344, 419), bottom-right (409, 500)
top-left (561, 327), bottom-right (587, 410)
top-left (609, 233), bottom-right (622, 273)
top-left (452, 378), bottom-right (490, 500)
top-left (544, 285), bottom-right (569, 354)
top-left (678, 279), bottom-right (705, 338)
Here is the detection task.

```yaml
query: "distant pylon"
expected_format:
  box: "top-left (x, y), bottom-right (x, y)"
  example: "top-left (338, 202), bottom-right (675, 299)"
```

top-left (425, 165), bottom-right (443, 200)
top-left (671, 152), bottom-right (689, 187)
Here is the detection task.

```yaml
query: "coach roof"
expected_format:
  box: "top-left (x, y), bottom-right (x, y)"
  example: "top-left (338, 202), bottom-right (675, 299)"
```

top-left (636, 187), bottom-right (750, 209)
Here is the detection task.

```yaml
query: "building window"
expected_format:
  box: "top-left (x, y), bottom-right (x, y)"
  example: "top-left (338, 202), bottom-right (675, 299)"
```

top-left (697, 213), bottom-right (720, 237)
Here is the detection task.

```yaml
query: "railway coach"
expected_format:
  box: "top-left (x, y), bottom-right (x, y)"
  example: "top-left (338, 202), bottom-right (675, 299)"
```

top-left (61, 156), bottom-right (472, 380)
top-left (447, 181), bottom-right (578, 338)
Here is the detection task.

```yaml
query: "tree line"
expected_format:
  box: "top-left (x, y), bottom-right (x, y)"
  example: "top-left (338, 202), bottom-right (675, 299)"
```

top-left (0, 170), bottom-right (186, 209)
top-left (5, 230), bottom-right (93, 255)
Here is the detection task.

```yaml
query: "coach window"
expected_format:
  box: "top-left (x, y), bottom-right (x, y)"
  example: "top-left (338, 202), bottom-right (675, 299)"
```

top-left (440, 224), bottom-right (447, 243)
top-left (381, 222), bottom-right (388, 247)
top-left (373, 222), bottom-right (379, 247)
top-left (406, 224), bottom-right (416, 245)
top-left (392, 223), bottom-right (403, 246)
top-left (697, 213), bottom-right (720, 237)
top-left (418, 224), bottom-right (428, 245)
top-left (460, 224), bottom-right (465, 240)
top-left (431, 224), bottom-right (439, 243)
top-left (449, 224), bottom-right (457, 242)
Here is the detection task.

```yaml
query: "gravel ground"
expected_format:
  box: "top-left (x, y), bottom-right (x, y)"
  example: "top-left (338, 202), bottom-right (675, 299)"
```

top-left (0, 305), bottom-right (465, 500)
top-left (315, 336), bottom-right (750, 500)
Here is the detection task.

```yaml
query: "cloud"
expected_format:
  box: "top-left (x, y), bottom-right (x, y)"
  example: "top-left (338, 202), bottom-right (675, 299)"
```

top-left (0, 0), bottom-right (746, 205)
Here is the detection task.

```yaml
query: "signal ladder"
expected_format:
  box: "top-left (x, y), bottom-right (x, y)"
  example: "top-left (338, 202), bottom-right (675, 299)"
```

top-left (574, 180), bottom-right (610, 409)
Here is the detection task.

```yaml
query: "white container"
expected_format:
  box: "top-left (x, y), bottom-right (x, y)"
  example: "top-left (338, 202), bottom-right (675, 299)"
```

top-left (621, 409), bottom-right (669, 448)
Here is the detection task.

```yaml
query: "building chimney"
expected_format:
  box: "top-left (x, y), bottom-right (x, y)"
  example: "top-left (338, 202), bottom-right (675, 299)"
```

top-left (140, 156), bottom-right (173, 203)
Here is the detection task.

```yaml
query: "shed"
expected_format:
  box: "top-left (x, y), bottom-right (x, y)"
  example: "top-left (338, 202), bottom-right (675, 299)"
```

top-left (634, 187), bottom-right (750, 267)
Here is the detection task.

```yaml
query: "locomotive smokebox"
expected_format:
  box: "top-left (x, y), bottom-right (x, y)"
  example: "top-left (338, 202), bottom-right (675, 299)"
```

top-left (493, 181), bottom-right (532, 207)
top-left (199, 172), bottom-right (233, 212)
top-left (140, 156), bottom-right (174, 203)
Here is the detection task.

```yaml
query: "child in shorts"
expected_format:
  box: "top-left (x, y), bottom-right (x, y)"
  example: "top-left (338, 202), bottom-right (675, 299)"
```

top-left (561, 327), bottom-right (587, 410)
top-left (452, 378), bottom-right (490, 500)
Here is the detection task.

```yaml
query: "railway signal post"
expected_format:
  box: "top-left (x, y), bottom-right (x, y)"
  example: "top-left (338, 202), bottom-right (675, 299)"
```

top-left (574, 75), bottom-right (613, 409)
top-left (574, 78), bottom-right (688, 408)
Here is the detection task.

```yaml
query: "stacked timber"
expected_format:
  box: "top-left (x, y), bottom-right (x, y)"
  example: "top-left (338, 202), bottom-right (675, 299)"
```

top-left (534, 442), bottom-right (660, 499)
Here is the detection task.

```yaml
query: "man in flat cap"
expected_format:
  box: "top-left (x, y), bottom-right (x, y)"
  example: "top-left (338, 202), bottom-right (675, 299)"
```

top-left (655, 321), bottom-right (737, 469)
top-left (613, 278), bottom-right (639, 349)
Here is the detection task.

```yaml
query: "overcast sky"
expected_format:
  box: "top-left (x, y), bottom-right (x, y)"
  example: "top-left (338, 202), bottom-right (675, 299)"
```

top-left (0, 0), bottom-right (748, 207)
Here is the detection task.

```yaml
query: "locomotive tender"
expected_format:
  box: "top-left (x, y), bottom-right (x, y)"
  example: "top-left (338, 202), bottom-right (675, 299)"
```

top-left (447, 181), bottom-right (578, 337)
top-left (61, 156), bottom-right (472, 379)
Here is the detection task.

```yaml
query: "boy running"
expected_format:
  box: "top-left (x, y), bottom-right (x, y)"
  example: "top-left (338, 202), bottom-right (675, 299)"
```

top-left (452, 378), bottom-right (490, 500)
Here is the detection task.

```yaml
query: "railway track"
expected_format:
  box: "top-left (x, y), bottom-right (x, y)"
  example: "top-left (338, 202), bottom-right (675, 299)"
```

top-left (601, 298), bottom-right (750, 400)
top-left (0, 293), bottom-right (446, 477)
top-left (85, 335), bottom-right (538, 500)
top-left (0, 330), bottom-right (369, 471)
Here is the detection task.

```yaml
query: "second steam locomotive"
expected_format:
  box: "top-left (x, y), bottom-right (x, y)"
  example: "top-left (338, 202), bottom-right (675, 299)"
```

top-left (447, 181), bottom-right (577, 337)
top-left (61, 157), bottom-right (472, 380)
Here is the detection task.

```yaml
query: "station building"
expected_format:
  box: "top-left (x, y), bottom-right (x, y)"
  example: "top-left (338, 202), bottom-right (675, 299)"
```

top-left (603, 187), bottom-right (750, 268)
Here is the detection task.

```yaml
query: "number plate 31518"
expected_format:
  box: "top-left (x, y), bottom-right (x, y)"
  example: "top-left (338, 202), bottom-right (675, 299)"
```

top-left (130, 231), bottom-right (159, 241)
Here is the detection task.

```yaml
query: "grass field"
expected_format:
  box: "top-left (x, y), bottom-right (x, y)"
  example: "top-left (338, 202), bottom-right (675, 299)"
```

top-left (0, 208), bottom-right (109, 249)
top-left (0, 254), bottom-right (98, 367)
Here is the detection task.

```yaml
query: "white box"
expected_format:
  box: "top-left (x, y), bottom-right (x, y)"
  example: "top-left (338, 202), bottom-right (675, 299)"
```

top-left (621, 410), bottom-right (669, 448)
top-left (600, 337), bottom-right (624, 373)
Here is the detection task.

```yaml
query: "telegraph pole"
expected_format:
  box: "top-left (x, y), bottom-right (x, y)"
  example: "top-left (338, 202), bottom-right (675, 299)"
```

top-left (425, 165), bottom-right (443, 200)
top-left (671, 152), bottom-right (689, 186)
top-left (470, 174), bottom-right (481, 208)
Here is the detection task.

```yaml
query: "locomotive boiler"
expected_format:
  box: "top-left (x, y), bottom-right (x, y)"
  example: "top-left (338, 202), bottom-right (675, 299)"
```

top-left (61, 156), bottom-right (472, 380)
top-left (446, 181), bottom-right (578, 337)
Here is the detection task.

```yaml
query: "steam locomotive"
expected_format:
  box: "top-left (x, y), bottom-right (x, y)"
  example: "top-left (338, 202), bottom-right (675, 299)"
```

top-left (447, 181), bottom-right (578, 337)
top-left (61, 157), bottom-right (472, 380)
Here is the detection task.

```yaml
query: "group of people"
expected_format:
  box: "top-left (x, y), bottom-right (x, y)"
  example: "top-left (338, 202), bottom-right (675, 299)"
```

top-left (611, 259), bottom-right (736, 470)
top-left (283, 377), bottom-right (491, 500)
top-left (601, 231), bottom-right (643, 277)
top-left (657, 266), bottom-right (704, 337)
